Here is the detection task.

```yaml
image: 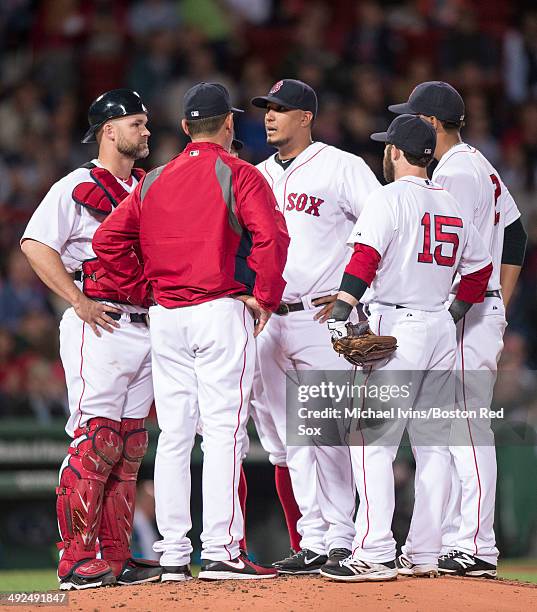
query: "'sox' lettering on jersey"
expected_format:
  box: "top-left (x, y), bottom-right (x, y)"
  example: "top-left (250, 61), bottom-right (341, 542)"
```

top-left (286, 193), bottom-right (325, 217)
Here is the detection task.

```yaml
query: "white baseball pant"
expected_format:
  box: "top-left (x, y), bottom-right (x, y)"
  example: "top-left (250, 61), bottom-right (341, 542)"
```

top-left (252, 307), bottom-right (356, 554)
top-left (59, 306), bottom-right (153, 437)
top-left (441, 296), bottom-right (505, 564)
top-left (354, 305), bottom-right (456, 565)
top-left (150, 298), bottom-right (255, 565)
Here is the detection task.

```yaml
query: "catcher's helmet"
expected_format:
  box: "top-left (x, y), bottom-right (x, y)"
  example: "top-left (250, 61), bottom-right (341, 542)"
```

top-left (82, 89), bottom-right (147, 144)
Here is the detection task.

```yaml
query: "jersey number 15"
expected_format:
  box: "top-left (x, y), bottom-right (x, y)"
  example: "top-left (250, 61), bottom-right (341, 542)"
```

top-left (417, 213), bottom-right (463, 267)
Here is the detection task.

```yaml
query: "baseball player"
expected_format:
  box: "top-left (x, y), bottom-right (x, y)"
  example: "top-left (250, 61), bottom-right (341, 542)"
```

top-left (250, 79), bottom-right (382, 573)
top-left (321, 114), bottom-right (493, 582)
top-left (388, 82), bottom-right (527, 578)
top-left (93, 82), bottom-right (290, 580)
top-left (20, 90), bottom-right (162, 590)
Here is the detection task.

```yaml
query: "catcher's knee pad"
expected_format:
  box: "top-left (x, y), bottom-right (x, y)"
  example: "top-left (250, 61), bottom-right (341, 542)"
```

top-left (69, 417), bottom-right (123, 481)
top-left (57, 418), bottom-right (122, 575)
top-left (99, 419), bottom-right (148, 570)
top-left (112, 418), bottom-right (149, 481)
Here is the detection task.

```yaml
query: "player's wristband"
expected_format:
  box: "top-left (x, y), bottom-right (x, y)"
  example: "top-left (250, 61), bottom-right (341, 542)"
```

top-left (448, 299), bottom-right (472, 324)
top-left (332, 299), bottom-right (353, 322)
top-left (339, 272), bottom-right (368, 302)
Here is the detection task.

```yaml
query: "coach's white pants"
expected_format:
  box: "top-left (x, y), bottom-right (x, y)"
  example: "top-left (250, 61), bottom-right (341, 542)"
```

top-left (59, 307), bottom-right (153, 437)
top-left (150, 299), bottom-right (255, 565)
top-left (353, 306), bottom-right (455, 564)
top-left (252, 309), bottom-right (356, 554)
top-left (441, 297), bottom-right (505, 564)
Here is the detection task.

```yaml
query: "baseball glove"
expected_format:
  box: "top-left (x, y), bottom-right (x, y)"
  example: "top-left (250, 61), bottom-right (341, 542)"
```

top-left (331, 321), bottom-right (397, 367)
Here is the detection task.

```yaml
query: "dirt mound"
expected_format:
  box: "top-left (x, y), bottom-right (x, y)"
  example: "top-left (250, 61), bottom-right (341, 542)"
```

top-left (19, 575), bottom-right (537, 611)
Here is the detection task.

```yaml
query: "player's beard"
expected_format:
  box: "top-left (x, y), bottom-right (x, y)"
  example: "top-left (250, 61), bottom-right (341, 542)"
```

top-left (383, 145), bottom-right (395, 183)
top-left (266, 128), bottom-right (290, 149)
top-left (116, 133), bottom-right (149, 160)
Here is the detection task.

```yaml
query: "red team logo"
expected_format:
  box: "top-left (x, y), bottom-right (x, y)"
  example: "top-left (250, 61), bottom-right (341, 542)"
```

top-left (269, 80), bottom-right (284, 94)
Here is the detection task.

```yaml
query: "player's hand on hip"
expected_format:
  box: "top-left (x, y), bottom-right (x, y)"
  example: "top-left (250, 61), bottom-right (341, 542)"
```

top-left (313, 294), bottom-right (337, 323)
top-left (73, 295), bottom-right (121, 337)
top-left (234, 294), bottom-right (272, 337)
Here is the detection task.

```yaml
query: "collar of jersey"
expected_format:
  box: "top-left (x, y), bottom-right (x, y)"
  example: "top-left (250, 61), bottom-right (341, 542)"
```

top-left (436, 142), bottom-right (475, 168)
top-left (269, 141), bottom-right (325, 171)
top-left (397, 175), bottom-right (433, 186)
top-left (184, 141), bottom-right (227, 153)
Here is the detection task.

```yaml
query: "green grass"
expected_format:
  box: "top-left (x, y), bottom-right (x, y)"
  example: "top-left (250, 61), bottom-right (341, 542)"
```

top-left (0, 569), bottom-right (57, 592)
top-left (0, 562), bottom-right (535, 591)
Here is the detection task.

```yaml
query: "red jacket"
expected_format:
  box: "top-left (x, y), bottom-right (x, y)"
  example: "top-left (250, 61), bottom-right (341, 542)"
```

top-left (93, 142), bottom-right (289, 311)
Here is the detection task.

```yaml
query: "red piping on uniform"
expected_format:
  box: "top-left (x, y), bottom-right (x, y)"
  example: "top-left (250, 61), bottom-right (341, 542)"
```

top-left (224, 304), bottom-right (249, 560)
top-left (76, 322), bottom-right (87, 429)
top-left (355, 315), bottom-right (382, 553)
top-left (283, 146), bottom-right (329, 216)
top-left (357, 364), bottom-right (374, 552)
top-left (460, 316), bottom-right (482, 555)
top-left (264, 160), bottom-right (274, 189)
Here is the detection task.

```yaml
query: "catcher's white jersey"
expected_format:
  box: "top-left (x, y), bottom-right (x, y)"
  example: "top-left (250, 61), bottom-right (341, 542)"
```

top-left (347, 175), bottom-right (491, 311)
top-left (22, 159), bottom-right (138, 273)
top-left (432, 143), bottom-right (521, 292)
top-left (257, 142), bottom-right (380, 302)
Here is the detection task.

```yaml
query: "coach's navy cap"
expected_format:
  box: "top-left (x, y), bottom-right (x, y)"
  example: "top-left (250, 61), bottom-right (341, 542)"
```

top-left (370, 115), bottom-right (436, 157)
top-left (388, 81), bottom-right (465, 124)
top-left (183, 82), bottom-right (243, 120)
top-left (251, 79), bottom-right (318, 117)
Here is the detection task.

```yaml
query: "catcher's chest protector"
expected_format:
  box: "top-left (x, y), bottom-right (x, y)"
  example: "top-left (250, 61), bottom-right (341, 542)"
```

top-left (71, 163), bottom-right (145, 303)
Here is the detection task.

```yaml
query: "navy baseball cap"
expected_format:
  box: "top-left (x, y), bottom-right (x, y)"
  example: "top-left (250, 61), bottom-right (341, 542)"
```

top-left (370, 115), bottom-right (436, 157)
top-left (388, 81), bottom-right (465, 124)
top-left (251, 79), bottom-right (318, 117)
top-left (183, 82), bottom-right (243, 120)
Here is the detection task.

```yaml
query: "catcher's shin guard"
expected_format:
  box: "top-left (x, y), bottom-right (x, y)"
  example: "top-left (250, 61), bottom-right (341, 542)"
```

top-left (56, 418), bottom-right (122, 587)
top-left (99, 418), bottom-right (162, 584)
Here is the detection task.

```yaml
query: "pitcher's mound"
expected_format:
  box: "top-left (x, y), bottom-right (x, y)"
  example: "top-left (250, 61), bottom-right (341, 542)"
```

top-left (51, 574), bottom-right (536, 612)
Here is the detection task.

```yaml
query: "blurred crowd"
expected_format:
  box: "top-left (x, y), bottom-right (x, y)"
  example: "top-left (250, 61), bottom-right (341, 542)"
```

top-left (0, 0), bottom-right (536, 428)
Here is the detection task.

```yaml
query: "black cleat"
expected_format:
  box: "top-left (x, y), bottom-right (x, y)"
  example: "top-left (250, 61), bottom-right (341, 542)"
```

top-left (199, 552), bottom-right (277, 580)
top-left (273, 549), bottom-right (328, 575)
top-left (59, 559), bottom-right (116, 591)
top-left (320, 556), bottom-right (398, 582)
top-left (117, 558), bottom-right (163, 585)
top-left (321, 548), bottom-right (352, 571)
top-left (161, 564), bottom-right (193, 582)
top-left (438, 549), bottom-right (496, 578)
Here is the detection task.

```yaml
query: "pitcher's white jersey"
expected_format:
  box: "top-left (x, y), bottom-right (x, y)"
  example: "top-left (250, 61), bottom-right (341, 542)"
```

top-left (347, 176), bottom-right (491, 310)
top-left (257, 142), bottom-right (381, 302)
top-left (432, 143), bottom-right (521, 291)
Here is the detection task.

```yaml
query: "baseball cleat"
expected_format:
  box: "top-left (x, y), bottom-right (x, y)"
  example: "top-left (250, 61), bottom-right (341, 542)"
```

top-left (116, 558), bottom-right (163, 585)
top-left (273, 548), bottom-right (328, 574)
top-left (198, 553), bottom-right (278, 580)
top-left (320, 548), bottom-right (352, 572)
top-left (396, 553), bottom-right (439, 577)
top-left (438, 549), bottom-right (497, 578)
top-left (161, 564), bottom-right (193, 582)
top-left (320, 555), bottom-right (398, 582)
top-left (59, 559), bottom-right (116, 591)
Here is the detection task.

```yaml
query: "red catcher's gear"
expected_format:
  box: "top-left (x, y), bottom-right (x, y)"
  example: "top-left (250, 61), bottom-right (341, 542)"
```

top-left (98, 418), bottom-right (149, 576)
top-left (72, 164), bottom-right (151, 307)
top-left (93, 141), bottom-right (289, 312)
top-left (56, 418), bottom-right (122, 580)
